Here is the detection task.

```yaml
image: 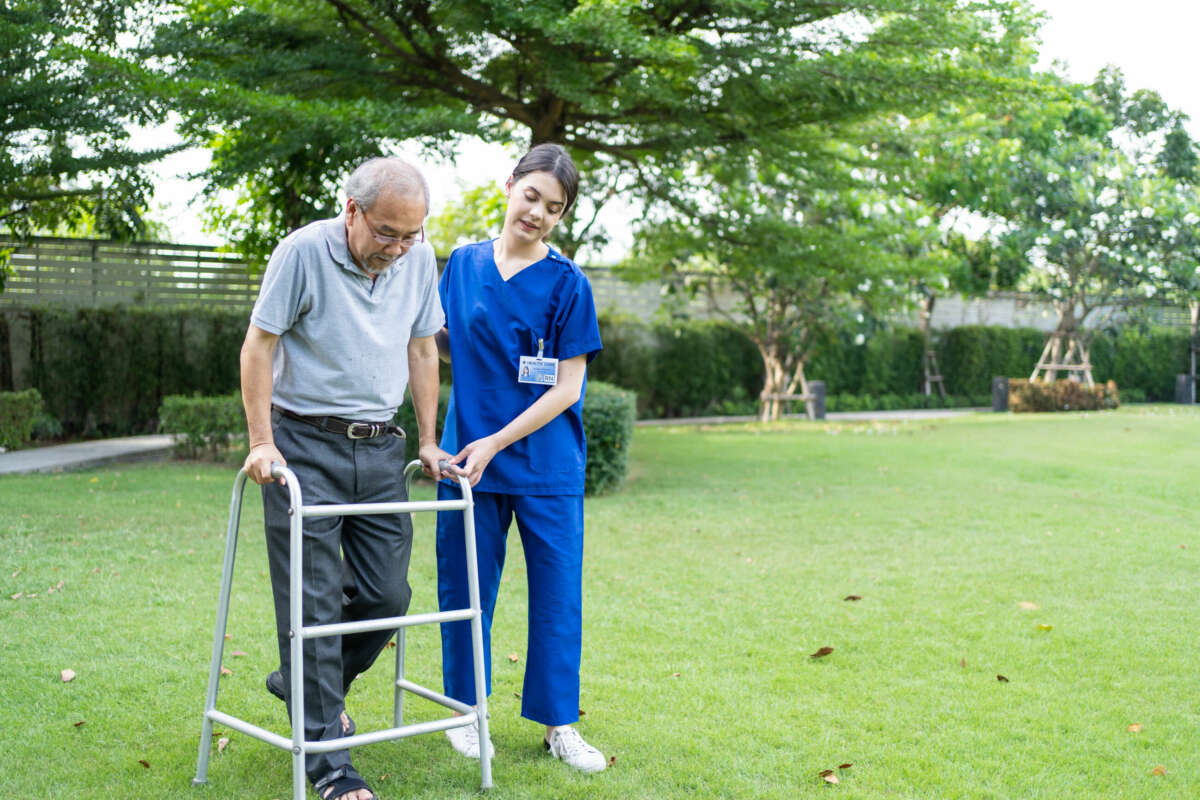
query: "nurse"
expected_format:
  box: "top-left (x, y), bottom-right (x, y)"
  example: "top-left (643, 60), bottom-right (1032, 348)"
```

top-left (435, 143), bottom-right (606, 773)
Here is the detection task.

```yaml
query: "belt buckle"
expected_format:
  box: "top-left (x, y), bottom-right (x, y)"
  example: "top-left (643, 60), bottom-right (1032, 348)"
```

top-left (346, 422), bottom-right (375, 439)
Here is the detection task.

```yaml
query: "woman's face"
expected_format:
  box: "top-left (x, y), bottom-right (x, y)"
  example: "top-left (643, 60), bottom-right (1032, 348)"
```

top-left (504, 171), bottom-right (567, 244)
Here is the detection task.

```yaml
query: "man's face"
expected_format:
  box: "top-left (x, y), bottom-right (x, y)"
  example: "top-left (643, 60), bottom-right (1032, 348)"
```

top-left (345, 189), bottom-right (426, 274)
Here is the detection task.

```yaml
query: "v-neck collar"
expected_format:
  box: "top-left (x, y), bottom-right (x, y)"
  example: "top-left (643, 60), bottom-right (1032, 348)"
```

top-left (490, 238), bottom-right (563, 283)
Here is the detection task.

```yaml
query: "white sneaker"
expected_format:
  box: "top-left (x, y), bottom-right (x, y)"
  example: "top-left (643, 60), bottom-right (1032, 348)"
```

top-left (445, 721), bottom-right (494, 759)
top-left (544, 726), bottom-right (606, 773)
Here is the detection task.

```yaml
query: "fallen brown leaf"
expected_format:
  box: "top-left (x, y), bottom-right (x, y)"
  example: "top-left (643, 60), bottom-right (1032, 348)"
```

top-left (817, 769), bottom-right (834, 777)
top-left (1127, 723), bottom-right (1142, 733)
top-left (823, 774), bottom-right (839, 784)
top-left (839, 763), bottom-right (853, 770)
top-left (224, 634), bottom-right (232, 641)
top-left (996, 674), bottom-right (1009, 682)
top-left (217, 737), bottom-right (230, 753)
top-left (608, 755), bottom-right (617, 767)
top-left (578, 709), bottom-right (586, 716)
top-left (61, 669), bottom-right (76, 682)
top-left (843, 595), bottom-right (862, 602)
top-left (385, 641), bottom-right (396, 649)
top-left (810, 646), bottom-right (834, 658)
top-left (507, 652), bottom-right (520, 663)
top-left (960, 658), bottom-right (967, 668)
top-left (513, 692), bottom-right (522, 699)
top-left (231, 650), bottom-right (247, 657)
top-left (9, 592), bottom-right (21, 600)
top-left (220, 665), bottom-right (233, 677)
top-left (1018, 601), bottom-right (1039, 611)
top-left (138, 759), bottom-right (150, 769)
top-left (74, 720), bottom-right (86, 728)
top-left (1150, 765), bottom-right (1167, 776)
top-left (671, 672), bottom-right (681, 678)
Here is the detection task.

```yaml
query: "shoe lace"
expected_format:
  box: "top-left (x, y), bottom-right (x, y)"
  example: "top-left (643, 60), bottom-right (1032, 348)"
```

top-left (554, 728), bottom-right (595, 757)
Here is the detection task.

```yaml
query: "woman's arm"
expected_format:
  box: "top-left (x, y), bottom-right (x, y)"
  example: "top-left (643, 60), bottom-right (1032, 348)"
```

top-left (448, 354), bottom-right (587, 486)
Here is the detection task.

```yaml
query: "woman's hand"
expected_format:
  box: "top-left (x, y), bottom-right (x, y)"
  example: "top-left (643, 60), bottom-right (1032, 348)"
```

top-left (447, 435), bottom-right (502, 487)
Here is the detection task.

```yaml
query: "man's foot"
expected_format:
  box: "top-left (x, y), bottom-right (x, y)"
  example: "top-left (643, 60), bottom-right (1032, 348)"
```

top-left (544, 726), bottom-right (606, 773)
top-left (314, 767), bottom-right (376, 800)
top-left (445, 722), bottom-right (494, 759)
top-left (265, 670), bottom-right (355, 736)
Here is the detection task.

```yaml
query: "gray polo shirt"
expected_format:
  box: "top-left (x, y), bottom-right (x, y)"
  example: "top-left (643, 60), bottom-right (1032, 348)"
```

top-left (250, 214), bottom-right (444, 421)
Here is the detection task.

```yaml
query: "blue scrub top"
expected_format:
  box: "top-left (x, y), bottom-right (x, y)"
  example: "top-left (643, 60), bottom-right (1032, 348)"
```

top-left (439, 240), bottom-right (603, 495)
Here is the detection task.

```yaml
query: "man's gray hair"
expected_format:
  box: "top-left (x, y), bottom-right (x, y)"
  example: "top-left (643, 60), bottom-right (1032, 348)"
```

top-left (344, 157), bottom-right (430, 215)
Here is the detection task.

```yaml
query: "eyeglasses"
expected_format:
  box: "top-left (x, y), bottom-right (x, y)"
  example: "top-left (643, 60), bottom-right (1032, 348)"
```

top-left (355, 202), bottom-right (424, 247)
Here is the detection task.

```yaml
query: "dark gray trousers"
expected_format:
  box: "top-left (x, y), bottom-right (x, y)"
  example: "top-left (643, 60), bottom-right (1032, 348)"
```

top-left (262, 411), bottom-right (413, 786)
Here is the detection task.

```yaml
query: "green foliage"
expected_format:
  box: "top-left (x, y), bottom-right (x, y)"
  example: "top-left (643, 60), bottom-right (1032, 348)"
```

top-left (158, 392), bottom-right (245, 459)
top-left (427, 183), bottom-right (508, 256)
top-left (1089, 325), bottom-right (1191, 402)
top-left (590, 315), bottom-right (760, 418)
top-left (391, 384), bottom-right (453, 452)
top-left (938, 325), bottom-right (1047, 396)
top-left (594, 315), bottom-right (1190, 414)
top-left (581, 380), bottom-right (636, 496)
top-left (6, 307), bottom-right (246, 436)
top-left (1008, 379), bottom-right (1119, 413)
top-left (0, 387), bottom-right (43, 449)
top-left (138, 0), bottom-right (1041, 265)
top-left (1, 1), bottom-right (169, 255)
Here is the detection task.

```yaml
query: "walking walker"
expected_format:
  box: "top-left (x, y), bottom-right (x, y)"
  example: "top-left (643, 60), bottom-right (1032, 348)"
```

top-left (193, 461), bottom-right (492, 798)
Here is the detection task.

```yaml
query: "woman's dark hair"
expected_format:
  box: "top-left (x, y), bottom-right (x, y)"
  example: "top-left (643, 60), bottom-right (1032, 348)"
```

top-left (511, 143), bottom-right (580, 214)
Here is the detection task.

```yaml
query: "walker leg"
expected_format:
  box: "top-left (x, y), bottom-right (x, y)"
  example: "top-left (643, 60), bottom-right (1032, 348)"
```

top-left (461, 490), bottom-right (493, 789)
top-left (194, 471), bottom-right (250, 787)
top-left (393, 628), bottom-right (406, 727)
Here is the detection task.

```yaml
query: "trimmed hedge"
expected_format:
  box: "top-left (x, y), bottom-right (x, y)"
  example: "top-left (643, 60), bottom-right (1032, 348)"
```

top-left (582, 380), bottom-right (636, 496)
top-left (1009, 379), bottom-right (1120, 413)
top-left (158, 392), bottom-right (246, 459)
top-left (0, 388), bottom-right (43, 449)
top-left (4, 307), bottom-right (1195, 438)
top-left (7, 307), bottom-right (246, 436)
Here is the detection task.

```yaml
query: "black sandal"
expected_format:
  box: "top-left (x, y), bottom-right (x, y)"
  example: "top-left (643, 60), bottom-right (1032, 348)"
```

top-left (314, 767), bottom-right (376, 800)
top-left (265, 671), bottom-right (356, 736)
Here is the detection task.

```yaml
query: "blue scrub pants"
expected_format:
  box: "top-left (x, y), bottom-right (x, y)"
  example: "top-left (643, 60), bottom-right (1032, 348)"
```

top-left (436, 484), bottom-right (584, 726)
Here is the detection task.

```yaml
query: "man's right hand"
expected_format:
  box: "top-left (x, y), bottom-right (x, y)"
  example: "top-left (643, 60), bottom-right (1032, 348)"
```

top-left (244, 442), bottom-right (286, 485)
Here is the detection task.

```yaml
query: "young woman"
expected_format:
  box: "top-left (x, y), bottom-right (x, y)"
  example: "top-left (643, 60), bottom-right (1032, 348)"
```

top-left (435, 143), bottom-right (606, 772)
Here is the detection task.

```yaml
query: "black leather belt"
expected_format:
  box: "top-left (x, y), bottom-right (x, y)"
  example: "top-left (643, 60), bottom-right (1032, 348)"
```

top-left (274, 406), bottom-right (405, 440)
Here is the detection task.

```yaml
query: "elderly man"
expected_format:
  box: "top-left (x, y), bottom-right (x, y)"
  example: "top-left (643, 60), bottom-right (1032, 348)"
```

top-left (240, 157), bottom-right (449, 800)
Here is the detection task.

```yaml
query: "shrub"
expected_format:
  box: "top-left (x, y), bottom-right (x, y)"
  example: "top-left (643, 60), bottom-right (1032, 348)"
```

top-left (0, 388), bottom-right (44, 449)
top-left (582, 380), bottom-right (636, 496)
top-left (158, 392), bottom-right (246, 459)
top-left (1008, 379), bottom-right (1119, 413)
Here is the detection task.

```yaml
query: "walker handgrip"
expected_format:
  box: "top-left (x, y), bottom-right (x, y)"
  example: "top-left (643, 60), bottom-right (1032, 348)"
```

top-left (270, 461), bottom-right (285, 480)
top-left (438, 459), bottom-right (453, 475)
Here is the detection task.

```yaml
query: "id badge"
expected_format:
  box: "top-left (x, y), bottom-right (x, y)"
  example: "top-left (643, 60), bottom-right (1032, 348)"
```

top-left (518, 338), bottom-right (558, 385)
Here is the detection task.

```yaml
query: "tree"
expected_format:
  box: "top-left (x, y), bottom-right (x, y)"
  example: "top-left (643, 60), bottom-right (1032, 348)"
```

top-left (624, 148), bottom-right (960, 420)
top-left (913, 69), bottom-right (1200, 383)
top-left (138, 0), bottom-right (1041, 263)
top-left (1, 0), bottom-right (171, 287)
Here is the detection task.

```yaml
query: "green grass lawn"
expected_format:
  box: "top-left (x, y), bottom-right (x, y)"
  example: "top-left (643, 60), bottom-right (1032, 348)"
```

top-left (2, 406), bottom-right (1197, 799)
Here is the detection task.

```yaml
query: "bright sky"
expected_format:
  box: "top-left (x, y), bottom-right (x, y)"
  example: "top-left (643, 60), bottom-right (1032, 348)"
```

top-left (1031, 0), bottom-right (1200, 135)
top-left (144, 1), bottom-right (1200, 253)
